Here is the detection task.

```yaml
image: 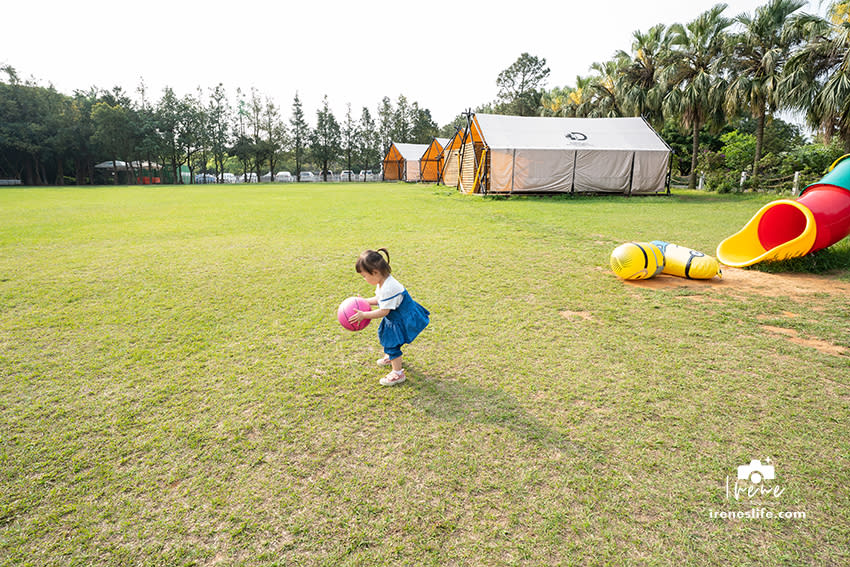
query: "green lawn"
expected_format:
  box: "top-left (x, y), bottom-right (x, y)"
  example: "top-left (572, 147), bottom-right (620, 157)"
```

top-left (1, 183), bottom-right (848, 566)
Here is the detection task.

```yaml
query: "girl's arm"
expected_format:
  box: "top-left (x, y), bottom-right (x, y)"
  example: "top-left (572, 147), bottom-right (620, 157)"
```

top-left (365, 296), bottom-right (378, 306)
top-left (349, 307), bottom-right (389, 323)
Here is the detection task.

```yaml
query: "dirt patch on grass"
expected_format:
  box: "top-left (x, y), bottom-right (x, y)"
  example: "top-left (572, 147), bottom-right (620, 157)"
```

top-left (623, 267), bottom-right (850, 300)
top-left (756, 311), bottom-right (800, 319)
top-left (760, 325), bottom-right (848, 357)
top-left (621, 268), bottom-right (848, 356)
top-left (559, 310), bottom-right (594, 321)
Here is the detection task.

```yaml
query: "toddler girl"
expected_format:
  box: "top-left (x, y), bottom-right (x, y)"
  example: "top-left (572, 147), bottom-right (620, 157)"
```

top-left (348, 248), bottom-right (430, 386)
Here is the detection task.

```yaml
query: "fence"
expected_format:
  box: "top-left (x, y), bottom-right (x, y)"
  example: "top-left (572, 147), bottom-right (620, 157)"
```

top-left (672, 170), bottom-right (821, 194)
top-left (670, 175), bottom-right (690, 187)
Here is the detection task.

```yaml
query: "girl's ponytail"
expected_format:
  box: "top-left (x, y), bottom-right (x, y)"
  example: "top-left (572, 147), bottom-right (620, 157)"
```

top-left (377, 248), bottom-right (390, 266)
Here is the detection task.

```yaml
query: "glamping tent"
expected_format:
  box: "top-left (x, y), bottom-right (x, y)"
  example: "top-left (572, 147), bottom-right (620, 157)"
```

top-left (382, 142), bottom-right (429, 182)
top-left (419, 138), bottom-right (449, 182)
top-left (439, 129), bottom-right (467, 188)
top-left (94, 160), bottom-right (164, 184)
top-left (455, 113), bottom-right (672, 195)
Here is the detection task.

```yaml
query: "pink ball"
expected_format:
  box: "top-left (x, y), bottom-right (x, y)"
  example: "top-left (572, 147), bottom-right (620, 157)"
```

top-left (337, 296), bottom-right (371, 331)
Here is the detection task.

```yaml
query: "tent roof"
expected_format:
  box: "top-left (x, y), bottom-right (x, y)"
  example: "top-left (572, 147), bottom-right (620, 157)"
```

top-left (473, 114), bottom-right (670, 152)
top-left (422, 138), bottom-right (449, 159)
top-left (94, 160), bottom-right (161, 170)
top-left (392, 143), bottom-right (430, 161)
top-left (443, 129), bottom-right (465, 150)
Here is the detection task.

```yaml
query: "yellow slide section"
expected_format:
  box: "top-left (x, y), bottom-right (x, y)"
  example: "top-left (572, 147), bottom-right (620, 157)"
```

top-left (715, 200), bottom-right (817, 267)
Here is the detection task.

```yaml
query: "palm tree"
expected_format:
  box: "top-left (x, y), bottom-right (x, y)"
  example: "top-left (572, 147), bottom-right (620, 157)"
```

top-left (540, 76), bottom-right (592, 117)
top-left (781, 2), bottom-right (850, 149)
top-left (540, 86), bottom-right (571, 117)
top-left (566, 76), bottom-right (593, 116)
top-left (617, 24), bottom-right (668, 127)
top-left (659, 4), bottom-right (732, 188)
top-left (579, 57), bottom-right (629, 118)
top-left (724, 0), bottom-right (808, 176)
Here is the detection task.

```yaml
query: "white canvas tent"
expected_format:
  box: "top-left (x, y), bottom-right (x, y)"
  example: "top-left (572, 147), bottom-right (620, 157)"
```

top-left (94, 160), bottom-right (161, 171)
top-left (461, 114), bottom-right (672, 195)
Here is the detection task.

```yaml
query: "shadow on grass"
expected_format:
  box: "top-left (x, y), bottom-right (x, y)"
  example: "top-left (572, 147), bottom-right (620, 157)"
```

top-left (749, 239), bottom-right (850, 274)
top-left (403, 365), bottom-right (583, 456)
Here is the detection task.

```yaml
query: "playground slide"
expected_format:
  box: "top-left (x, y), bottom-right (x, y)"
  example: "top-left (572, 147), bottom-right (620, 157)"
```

top-left (716, 155), bottom-right (850, 267)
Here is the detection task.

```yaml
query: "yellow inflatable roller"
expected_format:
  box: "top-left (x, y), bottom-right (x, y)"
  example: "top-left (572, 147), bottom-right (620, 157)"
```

top-left (610, 241), bottom-right (665, 280)
top-left (652, 241), bottom-right (722, 279)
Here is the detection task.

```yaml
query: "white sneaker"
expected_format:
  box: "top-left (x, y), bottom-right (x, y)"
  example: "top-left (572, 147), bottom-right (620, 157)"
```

top-left (376, 355), bottom-right (391, 366)
top-left (380, 370), bottom-right (406, 386)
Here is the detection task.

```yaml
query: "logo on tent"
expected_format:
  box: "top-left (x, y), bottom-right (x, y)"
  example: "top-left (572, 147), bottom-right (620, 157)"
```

top-left (565, 131), bottom-right (587, 141)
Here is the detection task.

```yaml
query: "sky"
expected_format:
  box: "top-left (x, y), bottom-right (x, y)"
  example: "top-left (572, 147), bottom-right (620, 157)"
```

top-left (1, 0), bottom-right (823, 128)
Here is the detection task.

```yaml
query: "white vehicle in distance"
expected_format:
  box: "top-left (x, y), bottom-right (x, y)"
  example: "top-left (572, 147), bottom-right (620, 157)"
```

top-left (275, 171), bottom-right (293, 182)
top-left (358, 170), bottom-right (375, 181)
top-left (298, 171), bottom-right (316, 182)
top-left (194, 173), bottom-right (217, 184)
top-left (339, 170), bottom-right (355, 182)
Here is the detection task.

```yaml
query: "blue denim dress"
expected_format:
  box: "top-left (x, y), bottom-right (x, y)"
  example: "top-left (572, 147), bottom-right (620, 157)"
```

top-left (378, 290), bottom-right (430, 358)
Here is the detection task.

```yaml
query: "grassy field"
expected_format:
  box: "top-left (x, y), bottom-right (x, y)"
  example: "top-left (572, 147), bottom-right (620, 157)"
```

top-left (1, 183), bottom-right (848, 566)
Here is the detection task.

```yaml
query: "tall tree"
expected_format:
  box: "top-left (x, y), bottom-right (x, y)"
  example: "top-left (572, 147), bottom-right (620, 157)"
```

top-left (190, 88), bottom-right (213, 181)
top-left (724, 0), bottom-right (807, 175)
top-left (41, 85), bottom-right (79, 185)
top-left (137, 80), bottom-right (164, 184)
top-left (70, 88), bottom-right (100, 185)
top-left (156, 87), bottom-right (184, 183)
top-left (617, 24), bottom-right (668, 126)
top-left (357, 106), bottom-right (380, 175)
top-left (782, 2), bottom-right (850, 148)
top-left (540, 86), bottom-right (571, 116)
top-left (377, 96), bottom-right (394, 154)
top-left (660, 4), bottom-right (732, 188)
top-left (179, 91), bottom-right (204, 183)
top-left (496, 53), bottom-right (550, 116)
top-left (208, 83), bottom-right (231, 182)
top-left (341, 103), bottom-right (356, 181)
top-left (409, 102), bottom-right (438, 143)
top-left (247, 87), bottom-right (265, 181)
top-left (393, 94), bottom-right (412, 142)
top-left (0, 70), bottom-right (55, 185)
top-left (289, 92), bottom-right (310, 181)
top-left (262, 95), bottom-right (286, 181)
top-left (540, 76), bottom-right (592, 117)
top-left (579, 57), bottom-right (629, 117)
top-left (311, 95), bottom-right (341, 181)
top-left (90, 101), bottom-right (136, 184)
top-left (231, 88), bottom-right (252, 181)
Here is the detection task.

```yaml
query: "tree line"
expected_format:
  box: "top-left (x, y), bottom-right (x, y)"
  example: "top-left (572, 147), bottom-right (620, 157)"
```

top-left (3, 1), bottom-right (849, 188)
top-left (0, 70), bottom-right (439, 185)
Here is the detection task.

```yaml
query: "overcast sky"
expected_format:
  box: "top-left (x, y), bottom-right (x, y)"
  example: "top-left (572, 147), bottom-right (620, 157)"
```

top-left (2, 0), bottom-right (822, 127)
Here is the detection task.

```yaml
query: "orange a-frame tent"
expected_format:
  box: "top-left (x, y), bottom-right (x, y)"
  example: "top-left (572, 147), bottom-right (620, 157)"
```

top-left (419, 138), bottom-right (448, 182)
top-left (382, 142), bottom-right (429, 182)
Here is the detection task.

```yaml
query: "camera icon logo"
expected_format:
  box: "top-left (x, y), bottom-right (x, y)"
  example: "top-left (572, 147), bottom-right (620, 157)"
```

top-left (737, 458), bottom-right (775, 484)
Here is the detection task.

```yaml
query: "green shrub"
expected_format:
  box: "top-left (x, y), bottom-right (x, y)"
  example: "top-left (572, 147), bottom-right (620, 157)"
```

top-left (696, 150), bottom-right (726, 173)
top-left (720, 130), bottom-right (757, 171)
top-left (704, 169), bottom-right (739, 193)
top-left (784, 139), bottom-right (846, 175)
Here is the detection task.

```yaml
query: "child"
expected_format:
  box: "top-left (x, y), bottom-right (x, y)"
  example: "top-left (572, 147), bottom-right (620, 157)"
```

top-left (348, 248), bottom-right (430, 386)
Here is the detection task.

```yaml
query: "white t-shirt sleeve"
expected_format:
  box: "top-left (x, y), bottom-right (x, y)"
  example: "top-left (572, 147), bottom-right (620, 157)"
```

top-left (377, 276), bottom-right (405, 310)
